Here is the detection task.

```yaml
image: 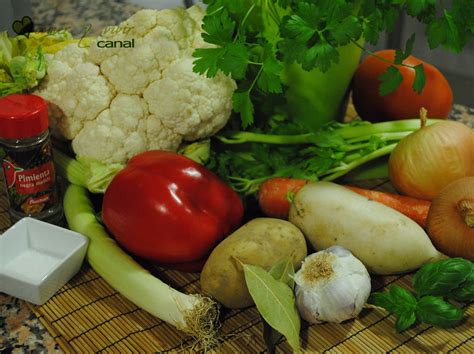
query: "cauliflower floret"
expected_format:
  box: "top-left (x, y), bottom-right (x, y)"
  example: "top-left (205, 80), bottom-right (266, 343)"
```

top-left (36, 5), bottom-right (236, 164)
top-left (72, 95), bottom-right (148, 163)
top-left (144, 58), bottom-right (235, 141)
top-left (38, 45), bottom-right (114, 139)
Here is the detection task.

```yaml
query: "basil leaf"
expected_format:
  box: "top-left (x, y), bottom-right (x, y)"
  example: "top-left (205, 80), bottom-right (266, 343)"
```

top-left (447, 264), bottom-right (474, 302)
top-left (369, 285), bottom-right (417, 316)
top-left (242, 263), bottom-right (301, 353)
top-left (412, 258), bottom-right (472, 297)
top-left (416, 296), bottom-right (464, 328)
top-left (269, 258), bottom-right (295, 289)
top-left (395, 311), bottom-right (417, 333)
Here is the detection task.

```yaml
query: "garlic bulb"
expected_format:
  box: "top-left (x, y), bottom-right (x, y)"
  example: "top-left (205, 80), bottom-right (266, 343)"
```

top-left (294, 246), bottom-right (371, 324)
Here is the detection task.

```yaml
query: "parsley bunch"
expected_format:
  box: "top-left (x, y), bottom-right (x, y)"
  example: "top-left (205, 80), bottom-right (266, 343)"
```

top-left (193, 0), bottom-right (474, 128)
top-left (370, 258), bottom-right (474, 332)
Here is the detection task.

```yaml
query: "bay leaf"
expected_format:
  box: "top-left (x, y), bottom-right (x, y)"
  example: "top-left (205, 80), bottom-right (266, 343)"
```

top-left (269, 258), bottom-right (295, 289)
top-left (242, 263), bottom-right (301, 353)
top-left (263, 259), bottom-right (296, 353)
top-left (263, 318), bottom-right (282, 354)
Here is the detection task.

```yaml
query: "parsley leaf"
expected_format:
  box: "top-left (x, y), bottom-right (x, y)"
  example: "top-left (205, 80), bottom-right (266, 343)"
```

top-left (200, 10), bottom-right (235, 46)
top-left (196, 0), bottom-right (473, 128)
top-left (405, 0), bottom-right (436, 18)
top-left (257, 51), bottom-right (283, 94)
top-left (329, 16), bottom-right (362, 45)
top-left (395, 33), bottom-right (416, 64)
top-left (427, 11), bottom-right (465, 52)
top-left (412, 64), bottom-right (426, 94)
top-left (193, 47), bottom-right (226, 78)
top-left (233, 90), bottom-right (254, 129)
top-left (378, 66), bottom-right (403, 96)
top-left (303, 42), bottom-right (339, 72)
top-left (219, 41), bottom-right (249, 80)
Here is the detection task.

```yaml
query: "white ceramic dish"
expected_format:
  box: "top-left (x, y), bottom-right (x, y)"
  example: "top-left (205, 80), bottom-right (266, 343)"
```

top-left (0, 217), bottom-right (88, 305)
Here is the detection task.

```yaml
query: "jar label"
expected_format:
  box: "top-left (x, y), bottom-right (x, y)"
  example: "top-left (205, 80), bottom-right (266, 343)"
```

top-left (1, 140), bottom-right (59, 215)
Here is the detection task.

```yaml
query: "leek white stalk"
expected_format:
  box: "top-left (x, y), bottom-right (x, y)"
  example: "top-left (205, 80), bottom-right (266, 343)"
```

top-left (294, 246), bottom-right (371, 324)
top-left (63, 184), bottom-right (219, 344)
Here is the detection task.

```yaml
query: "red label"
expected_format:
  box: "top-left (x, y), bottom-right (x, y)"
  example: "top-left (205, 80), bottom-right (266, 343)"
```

top-left (3, 160), bottom-right (55, 195)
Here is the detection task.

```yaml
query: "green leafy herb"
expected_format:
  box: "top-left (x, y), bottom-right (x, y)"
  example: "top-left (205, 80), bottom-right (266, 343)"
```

top-left (446, 264), bottom-right (474, 302)
top-left (412, 64), bottom-right (426, 94)
top-left (263, 259), bottom-right (296, 353)
top-left (370, 285), bottom-right (417, 332)
top-left (242, 263), bottom-right (301, 353)
top-left (269, 258), bottom-right (296, 289)
top-left (369, 258), bottom-right (473, 332)
top-left (412, 258), bottom-right (472, 297)
top-left (194, 1), bottom-right (473, 127)
top-left (208, 119), bottom-right (432, 195)
top-left (378, 66), bottom-right (403, 96)
top-left (232, 90), bottom-right (255, 129)
top-left (416, 296), bottom-right (464, 328)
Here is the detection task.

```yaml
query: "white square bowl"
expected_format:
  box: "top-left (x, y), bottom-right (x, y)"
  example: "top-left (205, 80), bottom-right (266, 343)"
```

top-left (0, 217), bottom-right (88, 305)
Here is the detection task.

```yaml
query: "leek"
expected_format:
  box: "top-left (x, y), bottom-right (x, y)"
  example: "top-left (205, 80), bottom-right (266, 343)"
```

top-left (53, 142), bottom-right (210, 194)
top-left (63, 184), bottom-right (219, 345)
top-left (53, 149), bottom-right (124, 193)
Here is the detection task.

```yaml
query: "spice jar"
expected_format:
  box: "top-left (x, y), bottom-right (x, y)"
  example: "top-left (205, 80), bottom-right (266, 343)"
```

top-left (0, 94), bottom-right (63, 224)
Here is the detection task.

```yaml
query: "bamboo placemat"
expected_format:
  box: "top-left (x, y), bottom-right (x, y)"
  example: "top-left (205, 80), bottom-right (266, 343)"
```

top-left (1, 178), bottom-right (473, 353)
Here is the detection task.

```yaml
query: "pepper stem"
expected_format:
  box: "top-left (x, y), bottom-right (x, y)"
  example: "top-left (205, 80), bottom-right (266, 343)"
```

top-left (457, 199), bottom-right (474, 228)
top-left (419, 107), bottom-right (428, 128)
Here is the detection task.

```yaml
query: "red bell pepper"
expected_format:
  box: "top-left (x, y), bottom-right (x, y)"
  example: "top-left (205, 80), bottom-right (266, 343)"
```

top-left (102, 150), bottom-right (244, 272)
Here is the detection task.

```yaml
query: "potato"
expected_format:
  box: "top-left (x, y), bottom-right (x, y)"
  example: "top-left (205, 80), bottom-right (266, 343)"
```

top-left (200, 218), bottom-right (307, 309)
top-left (289, 182), bottom-right (443, 275)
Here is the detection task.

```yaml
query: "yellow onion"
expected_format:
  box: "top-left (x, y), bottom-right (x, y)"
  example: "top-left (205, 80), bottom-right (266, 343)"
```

top-left (389, 110), bottom-right (474, 200)
top-left (427, 177), bottom-right (474, 260)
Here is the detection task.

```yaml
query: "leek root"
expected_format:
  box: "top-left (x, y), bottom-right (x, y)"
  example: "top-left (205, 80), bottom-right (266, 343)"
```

top-left (63, 184), bottom-right (219, 346)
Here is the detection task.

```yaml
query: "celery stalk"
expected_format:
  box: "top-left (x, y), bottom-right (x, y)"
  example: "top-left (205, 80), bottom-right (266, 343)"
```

top-left (63, 185), bottom-right (219, 345)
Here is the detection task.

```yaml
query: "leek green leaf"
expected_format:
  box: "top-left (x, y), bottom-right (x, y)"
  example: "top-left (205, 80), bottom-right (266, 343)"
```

top-left (242, 263), bottom-right (300, 353)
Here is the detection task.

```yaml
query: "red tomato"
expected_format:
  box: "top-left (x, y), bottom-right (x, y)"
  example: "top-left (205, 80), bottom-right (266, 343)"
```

top-left (102, 150), bottom-right (244, 272)
top-left (352, 50), bottom-right (453, 121)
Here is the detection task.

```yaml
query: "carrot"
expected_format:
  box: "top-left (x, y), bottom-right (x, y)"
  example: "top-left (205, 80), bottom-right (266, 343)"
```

top-left (344, 186), bottom-right (431, 228)
top-left (258, 177), bottom-right (308, 219)
top-left (258, 177), bottom-right (431, 227)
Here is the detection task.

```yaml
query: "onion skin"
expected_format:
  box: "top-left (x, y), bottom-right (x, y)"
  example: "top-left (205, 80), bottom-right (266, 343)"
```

top-left (427, 177), bottom-right (474, 261)
top-left (389, 121), bottom-right (474, 200)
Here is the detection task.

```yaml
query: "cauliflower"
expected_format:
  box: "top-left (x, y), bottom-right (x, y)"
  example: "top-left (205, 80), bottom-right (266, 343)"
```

top-left (36, 6), bottom-right (236, 164)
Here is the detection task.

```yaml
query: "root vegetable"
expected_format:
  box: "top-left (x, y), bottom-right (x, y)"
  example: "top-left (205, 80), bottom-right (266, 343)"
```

top-left (200, 218), bottom-right (307, 309)
top-left (288, 182), bottom-right (443, 275)
top-left (389, 110), bottom-right (474, 200)
top-left (427, 177), bottom-right (474, 261)
top-left (258, 177), bottom-right (431, 227)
